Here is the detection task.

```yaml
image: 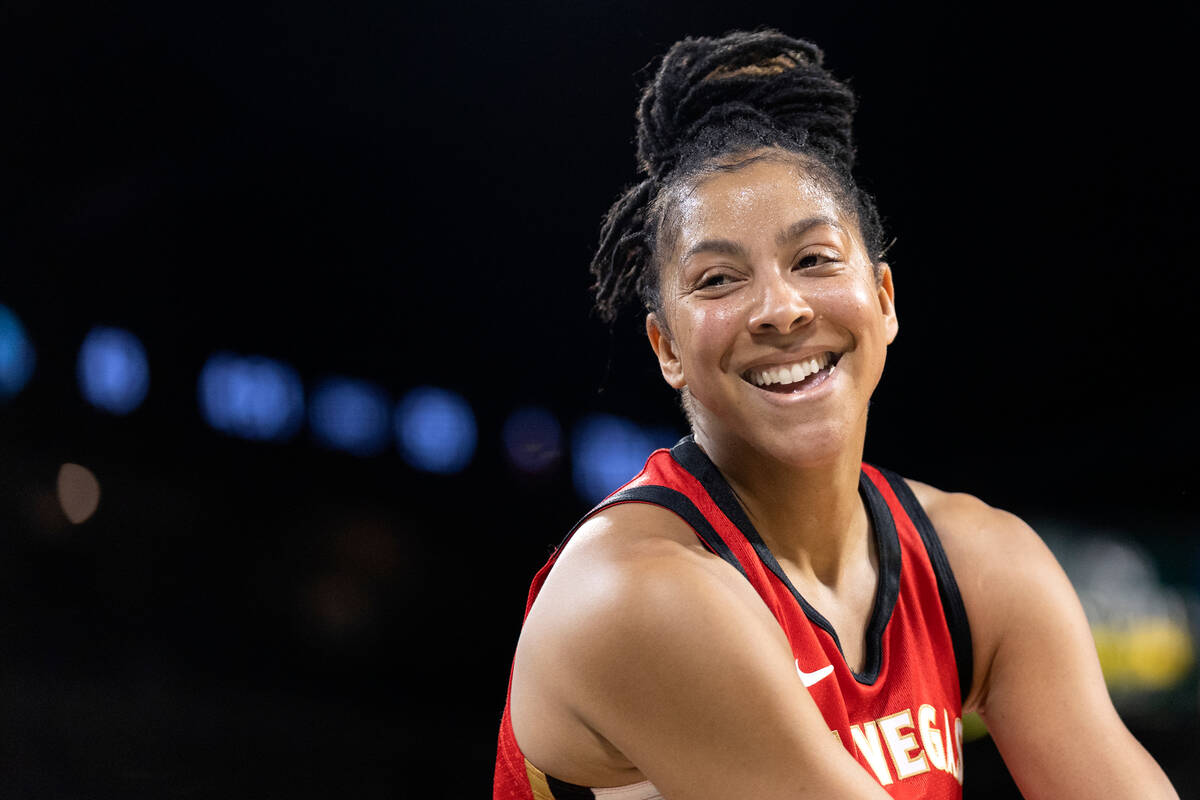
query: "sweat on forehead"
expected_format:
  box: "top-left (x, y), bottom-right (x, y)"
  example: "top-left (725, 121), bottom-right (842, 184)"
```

top-left (652, 149), bottom-right (867, 275)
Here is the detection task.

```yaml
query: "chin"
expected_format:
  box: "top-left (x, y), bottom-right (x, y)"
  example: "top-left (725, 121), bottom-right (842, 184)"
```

top-left (692, 395), bottom-right (866, 469)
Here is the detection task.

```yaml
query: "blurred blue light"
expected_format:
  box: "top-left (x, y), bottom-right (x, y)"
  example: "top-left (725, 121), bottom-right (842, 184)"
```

top-left (501, 405), bottom-right (562, 473)
top-left (643, 426), bottom-right (683, 452)
top-left (571, 414), bottom-right (680, 503)
top-left (198, 352), bottom-right (304, 441)
top-left (309, 377), bottom-right (392, 456)
top-left (395, 386), bottom-right (477, 474)
top-left (76, 326), bottom-right (150, 414)
top-left (0, 304), bottom-right (36, 400)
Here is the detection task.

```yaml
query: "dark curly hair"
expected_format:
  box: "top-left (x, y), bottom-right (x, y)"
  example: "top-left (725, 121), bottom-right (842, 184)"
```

top-left (589, 29), bottom-right (887, 324)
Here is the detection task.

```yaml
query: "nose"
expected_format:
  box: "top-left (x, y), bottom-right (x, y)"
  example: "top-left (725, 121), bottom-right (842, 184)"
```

top-left (746, 272), bottom-right (814, 335)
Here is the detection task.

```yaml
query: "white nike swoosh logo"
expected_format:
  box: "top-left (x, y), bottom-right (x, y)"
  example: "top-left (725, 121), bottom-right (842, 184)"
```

top-left (795, 661), bottom-right (834, 687)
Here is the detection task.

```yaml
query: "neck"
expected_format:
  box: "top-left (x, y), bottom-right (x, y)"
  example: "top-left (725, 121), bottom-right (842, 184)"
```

top-left (693, 426), bottom-right (870, 588)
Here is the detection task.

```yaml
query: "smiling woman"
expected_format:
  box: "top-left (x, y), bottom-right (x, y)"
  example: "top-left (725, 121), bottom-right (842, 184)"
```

top-left (493, 29), bottom-right (1179, 800)
top-left (643, 155), bottom-right (894, 473)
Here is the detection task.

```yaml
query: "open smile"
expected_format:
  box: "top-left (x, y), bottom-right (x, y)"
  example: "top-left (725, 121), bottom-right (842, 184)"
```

top-left (741, 351), bottom-right (842, 394)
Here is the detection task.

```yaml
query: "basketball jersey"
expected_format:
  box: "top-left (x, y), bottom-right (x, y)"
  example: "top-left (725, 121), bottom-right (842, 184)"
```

top-left (495, 436), bottom-right (973, 799)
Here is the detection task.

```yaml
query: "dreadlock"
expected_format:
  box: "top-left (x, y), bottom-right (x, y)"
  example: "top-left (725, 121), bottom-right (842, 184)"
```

top-left (589, 29), bottom-right (886, 324)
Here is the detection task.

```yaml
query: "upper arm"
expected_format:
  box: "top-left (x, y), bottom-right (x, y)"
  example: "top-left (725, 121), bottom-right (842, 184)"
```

top-left (520, 506), bottom-right (893, 800)
top-left (926, 490), bottom-right (1178, 800)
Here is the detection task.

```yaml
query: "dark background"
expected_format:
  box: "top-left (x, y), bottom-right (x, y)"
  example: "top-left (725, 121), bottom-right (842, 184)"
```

top-left (1, 0), bottom-right (1197, 796)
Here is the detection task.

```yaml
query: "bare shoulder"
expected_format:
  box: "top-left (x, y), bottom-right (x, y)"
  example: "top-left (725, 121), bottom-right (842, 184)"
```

top-left (904, 477), bottom-right (1038, 550)
top-left (903, 477), bottom-right (1060, 580)
top-left (518, 497), bottom-right (788, 690)
top-left (526, 500), bottom-right (766, 639)
top-left (510, 501), bottom-right (789, 786)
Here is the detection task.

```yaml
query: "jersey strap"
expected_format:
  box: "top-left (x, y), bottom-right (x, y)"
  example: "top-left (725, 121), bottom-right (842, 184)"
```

top-left (870, 466), bottom-right (974, 701)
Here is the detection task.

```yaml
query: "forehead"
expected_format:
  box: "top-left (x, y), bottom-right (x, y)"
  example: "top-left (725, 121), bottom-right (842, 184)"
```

top-left (671, 157), bottom-right (849, 252)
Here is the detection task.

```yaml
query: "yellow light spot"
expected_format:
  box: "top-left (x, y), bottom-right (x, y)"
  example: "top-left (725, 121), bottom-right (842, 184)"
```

top-left (961, 711), bottom-right (988, 742)
top-left (1093, 620), bottom-right (1195, 691)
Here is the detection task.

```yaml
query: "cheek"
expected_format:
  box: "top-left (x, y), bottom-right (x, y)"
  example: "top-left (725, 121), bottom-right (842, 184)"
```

top-left (812, 279), bottom-right (884, 332)
top-left (674, 303), bottom-right (742, 371)
top-left (698, 302), bottom-right (745, 333)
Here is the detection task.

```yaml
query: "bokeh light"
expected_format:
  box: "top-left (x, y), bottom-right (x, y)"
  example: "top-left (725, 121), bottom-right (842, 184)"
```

top-left (76, 325), bottom-right (150, 414)
top-left (571, 414), bottom-right (679, 503)
top-left (56, 463), bottom-right (101, 524)
top-left (0, 303), bottom-right (36, 400)
top-left (1043, 526), bottom-right (1197, 702)
top-left (309, 377), bottom-right (392, 457)
top-left (501, 405), bottom-right (562, 474)
top-left (199, 352), bottom-right (305, 441)
top-left (395, 386), bottom-right (477, 474)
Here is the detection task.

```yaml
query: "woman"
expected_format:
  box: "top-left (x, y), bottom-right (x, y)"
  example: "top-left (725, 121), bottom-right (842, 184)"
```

top-left (494, 30), bottom-right (1178, 800)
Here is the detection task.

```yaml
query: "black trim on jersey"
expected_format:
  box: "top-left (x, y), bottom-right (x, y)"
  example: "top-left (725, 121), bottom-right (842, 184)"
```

top-left (669, 436), bottom-right (901, 685)
top-left (874, 466), bottom-right (975, 703)
top-left (559, 485), bottom-right (750, 583)
top-left (544, 773), bottom-right (597, 800)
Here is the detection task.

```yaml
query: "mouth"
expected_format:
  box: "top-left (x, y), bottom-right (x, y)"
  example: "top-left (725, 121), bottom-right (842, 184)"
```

top-left (742, 351), bottom-right (842, 394)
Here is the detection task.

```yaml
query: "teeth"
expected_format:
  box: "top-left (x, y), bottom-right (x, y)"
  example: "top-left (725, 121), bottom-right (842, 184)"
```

top-left (749, 353), bottom-right (837, 387)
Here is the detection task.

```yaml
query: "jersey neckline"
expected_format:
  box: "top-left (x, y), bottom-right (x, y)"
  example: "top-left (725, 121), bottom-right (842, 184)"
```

top-left (668, 435), bottom-right (901, 685)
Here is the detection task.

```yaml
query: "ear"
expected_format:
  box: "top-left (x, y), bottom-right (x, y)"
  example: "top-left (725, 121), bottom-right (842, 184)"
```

top-left (876, 263), bottom-right (899, 344)
top-left (646, 313), bottom-right (687, 389)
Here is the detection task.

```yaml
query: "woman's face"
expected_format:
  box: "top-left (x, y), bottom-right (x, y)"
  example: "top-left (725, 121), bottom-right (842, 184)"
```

top-left (647, 154), bottom-right (898, 468)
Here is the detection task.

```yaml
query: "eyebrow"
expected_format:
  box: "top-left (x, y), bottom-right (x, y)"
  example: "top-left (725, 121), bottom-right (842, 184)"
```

top-left (775, 215), bottom-right (845, 247)
top-left (680, 216), bottom-right (845, 264)
top-left (681, 238), bottom-right (749, 264)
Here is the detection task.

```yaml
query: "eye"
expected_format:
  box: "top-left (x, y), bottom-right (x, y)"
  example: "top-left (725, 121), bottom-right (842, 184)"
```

top-left (795, 250), bottom-right (840, 270)
top-left (699, 273), bottom-right (733, 288)
top-left (693, 270), bottom-right (739, 290)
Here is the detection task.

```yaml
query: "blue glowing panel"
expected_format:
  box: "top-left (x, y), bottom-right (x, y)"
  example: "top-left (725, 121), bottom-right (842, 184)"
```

top-left (76, 326), bottom-right (150, 414)
top-left (0, 304), bottom-right (36, 400)
top-left (309, 377), bottom-right (392, 457)
top-left (198, 352), bottom-right (305, 441)
top-left (395, 386), bottom-right (477, 474)
top-left (571, 414), bottom-right (668, 503)
top-left (501, 405), bottom-right (562, 473)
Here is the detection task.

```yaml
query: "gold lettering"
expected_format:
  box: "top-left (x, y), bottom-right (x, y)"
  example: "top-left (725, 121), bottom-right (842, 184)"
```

top-left (942, 709), bottom-right (958, 780)
top-left (878, 709), bottom-right (929, 780)
top-left (850, 721), bottom-right (894, 786)
top-left (917, 704), bottom-right (946, 772)
top-left (954, 716), bottom-right (965, 785)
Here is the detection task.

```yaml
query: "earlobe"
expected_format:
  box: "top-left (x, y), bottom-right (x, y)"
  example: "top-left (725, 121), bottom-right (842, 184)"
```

top-left (877, 263), bottom-right (899, 344)
top-left (646, 313), bottom-right (687, 389)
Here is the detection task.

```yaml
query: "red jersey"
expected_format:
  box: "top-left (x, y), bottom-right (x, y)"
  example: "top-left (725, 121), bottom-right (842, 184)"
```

top-left (495, 436), bottom-right (973, 799)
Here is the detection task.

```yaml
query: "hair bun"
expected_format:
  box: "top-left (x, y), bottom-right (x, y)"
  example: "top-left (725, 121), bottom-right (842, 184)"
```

top-left (634, 29), bottom-right (858, 179)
